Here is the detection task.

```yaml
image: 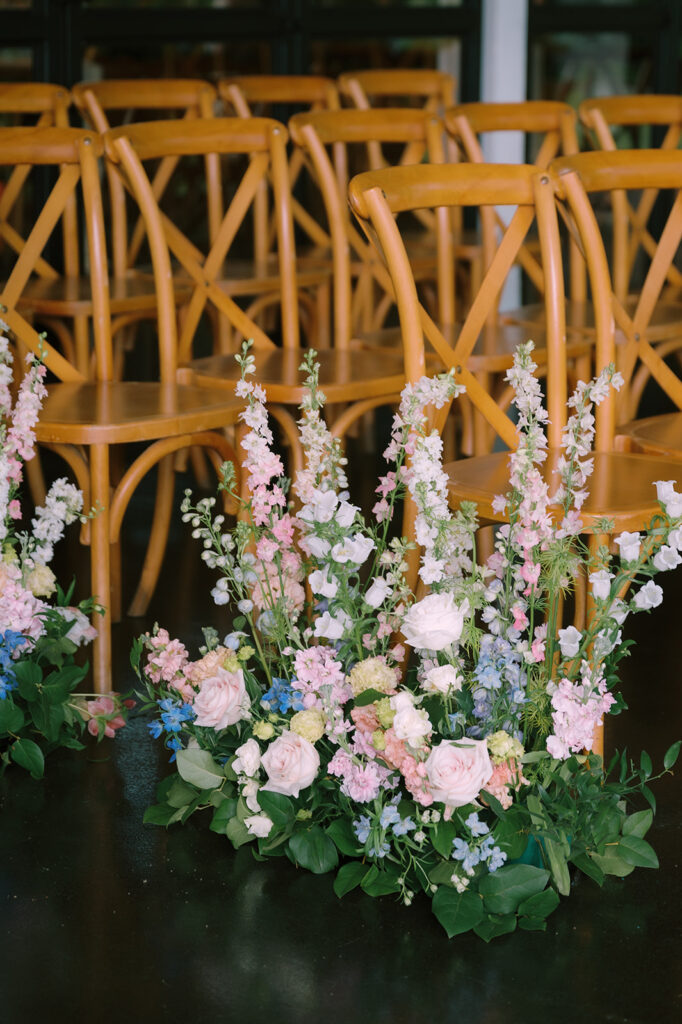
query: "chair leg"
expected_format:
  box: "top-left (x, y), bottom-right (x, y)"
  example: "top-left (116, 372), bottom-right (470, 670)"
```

top-left (89, 443), bottom-right (112, 695)
top-left (127, 454), bottom-right (175, 618)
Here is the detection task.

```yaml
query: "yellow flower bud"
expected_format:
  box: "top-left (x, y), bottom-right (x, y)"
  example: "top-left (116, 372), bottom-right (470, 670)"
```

top-left (290, 708), bottom-right (326, 744)
top-left (253, 720), bottom-right (275, 740)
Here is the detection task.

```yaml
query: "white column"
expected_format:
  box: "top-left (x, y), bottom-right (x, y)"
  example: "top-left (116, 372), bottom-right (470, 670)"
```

top-left (480, 0), bottom-right (529, 309)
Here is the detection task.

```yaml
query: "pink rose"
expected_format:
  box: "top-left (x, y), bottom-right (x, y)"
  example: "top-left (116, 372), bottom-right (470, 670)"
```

top-left (193, 667), bottom-right (249, 730)
top-left (425, 739), bottom-right (493, 808)
top-left (261, 730), bottom-right (319, 797)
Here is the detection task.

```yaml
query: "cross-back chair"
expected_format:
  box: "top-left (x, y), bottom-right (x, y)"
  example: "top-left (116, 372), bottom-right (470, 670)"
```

top-left (103, 115), bottom-right (408, 475)
top-left (348, 162), bottom-right (682, 754)
top-left (0, 125), bottom-right (244, 693)
top-left (551, 148), bottom-right (682, 457)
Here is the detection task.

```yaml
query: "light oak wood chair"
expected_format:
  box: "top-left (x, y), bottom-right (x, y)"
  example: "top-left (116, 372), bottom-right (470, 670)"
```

top-left (551, 149), bottom-right (682, 460)
top-left (349, 162), bottom-right (682, 753)
top-left (0, 125), bottom-right (244, 693)
top-left (104, 116), bottom-right (408, 476)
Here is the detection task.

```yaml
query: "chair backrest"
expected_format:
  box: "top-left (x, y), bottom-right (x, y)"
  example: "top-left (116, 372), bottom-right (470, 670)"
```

top-left (578, 95), bottom-right (682, 300)
top-left (0, 126), bottom-right (113, 384)
top-left (72, 79), bottom-right (221, 277)
top-left (445, 101), bottom-right (579, 168)
top-left (103, 116), bottom-right (300, 364)
top-left (550, 149), bottom-right (682, 422)
top-left (338, 68), bottom-right (456, 169)
top-left (290, 108), bottom-right (446, 341)
top-left (347, 162), bottom-right (568, 450)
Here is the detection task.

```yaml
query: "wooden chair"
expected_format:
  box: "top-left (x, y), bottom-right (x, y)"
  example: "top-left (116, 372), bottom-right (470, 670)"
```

top-left (551, 149), bottom-right (682, 459)
top-left (0, 125), bottom-right (244, 693)
top-left (348, 162), bottom-right (682, 754)
top-left (103, 116), bottom-right (408, 475)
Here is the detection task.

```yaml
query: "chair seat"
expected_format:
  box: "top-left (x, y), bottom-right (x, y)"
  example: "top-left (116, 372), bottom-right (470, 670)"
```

top-left (185, 346), bottom-right (407, 404)
top-left (616, 412), bottom-right (682, 458)
top-left (34, 381), bottom-right (243, 445)
top-left (213, 255), bottom-right (330, 297)
top-left (504, 297), bottom-right (682, 343)
top-left (446, 447), bottom-right (682, 532)
top-left (14, 271), bottom-right (191, 317)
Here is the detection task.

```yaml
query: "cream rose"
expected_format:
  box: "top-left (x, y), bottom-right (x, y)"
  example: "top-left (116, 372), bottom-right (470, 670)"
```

top-left (422, 664), bottom-right (463, 696)
top-left (193, 666), bottom-right (249, 730)
top-left (261, 730), bottom-right (320, 797)
top-left (425, 738), bottom-right (493, 808)
top-left (390, 692), bottom-right (431, 744)
top-left (401, 593), bottom-right (467, 651)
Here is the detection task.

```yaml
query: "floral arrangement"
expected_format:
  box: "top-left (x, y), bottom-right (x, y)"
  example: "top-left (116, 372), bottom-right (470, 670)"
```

top-left (135, 341), bottom-right (679, 941)
top-left (0, 325), bottom-right (128, 779)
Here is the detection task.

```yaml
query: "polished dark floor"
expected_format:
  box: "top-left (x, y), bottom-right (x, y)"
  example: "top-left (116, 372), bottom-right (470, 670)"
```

top-left (2, 457), bottom-right (682, 1024)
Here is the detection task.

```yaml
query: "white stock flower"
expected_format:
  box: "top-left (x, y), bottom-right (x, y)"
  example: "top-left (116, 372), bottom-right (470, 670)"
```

top-left (390, 692), bottom-right (431, 745)
top-left (615, 531), bottom-right (641, 563)
top-left (632, 580), bottom-right (664, 611)
top-left (589, 570), bottom-right (613, 601)
top-left (558, 625), bottom-right (582, 659)
top-left (419, 554), bottom-right (445, 585)
top-left (314, 608), bottom-right (352, 640)
top-left (364, 577), bottom-right (392, 609)
top-left (655, 480), bottom-right (682, 518)
top-left (653, 545), bottom-right (682, 572)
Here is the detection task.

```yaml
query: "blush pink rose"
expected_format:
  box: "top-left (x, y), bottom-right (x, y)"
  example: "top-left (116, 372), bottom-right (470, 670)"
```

top-left (425, 738), bottom-right (493, 808)
top-left (261, 730), bottom-right (320, 797)
top-left (193, 667), bottom-right (249, 730)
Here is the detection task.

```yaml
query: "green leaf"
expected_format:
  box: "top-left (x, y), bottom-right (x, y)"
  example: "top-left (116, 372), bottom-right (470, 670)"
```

top-left (361, 864), bottom-right (401, 897)
top-left (326, 817), bottom-right (362, 857)
top-left (479, 864), bottom-right (550, 915)
top-left (570, 852), bottom-right (604, 886)
top-left (15, 661), bottom-right (42, 700)
top-left (518, 916), bottom-right (547, 931)
top-left (10, 738), bottom-right (44, 779)
top-left (431, 887), bottom-right (485, 938)
top-left (664, 740), bottom-right (681, 771)
top-left (589, 848), bottom-right (635, 878)
top-left (518, 887), bottom-right (560, 919)
top-left (616, 835), bottom-right (659, 870)
top-left (432, 819), bottom-right (457, 859)
top-left (641, 785), bottom-right (657, 813)
top-left (288, 826), bottom-right (339, 875)
top-left (175, 748), bottom-right (225, 790)
top-left (544, 836), bottom-right (571, 897)
top-left (429, 861), bottom-right (457, 886)
top-left (494, 813), bottom-right (532, 861)
top-left (257, 790), bottom-right (295, 829)
top-left (42, 664), bottom-right (86, 701)
top-left (166, 777), bottom-right (200, 809)
top-left (333, 861), bottom-right (369, 898)
top-left (0, 699), bottom-right (25, 735)
top-left (353, 688), bottom-right (390, 707)
top-left (640, 751), bottom-right (652, 779)
top-left (226, 815), bottom-right (253, 849)
top-left (144, 803), bottom-right (181, 827)
top-left (30, 699), bottom-right (65, 743)
top-left (622, 809), bottom-right (653, 839)
top-left (474, 913), bottom-right (517, 943)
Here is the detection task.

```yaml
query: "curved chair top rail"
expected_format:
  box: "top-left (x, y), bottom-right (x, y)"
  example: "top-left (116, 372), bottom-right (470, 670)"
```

top-left (0, 124), bottom-right (102, 164)
top-left (348, 161), bottom-right (539, 219)
top-left (72, 78), bottom-right (217, 113)
top-left (103, 116), bottom-right (288, 161)
top-left (0, 82), bottom-right (72, 115)
top-left (579, 94), bottom-right (682, 128)
top-left (550, 148), bottom-right (682, 194)
top-left (218, 75), bottom-right (339, 108)
top-left (338, 68), bottom-right (455, 100)
top-left (445, 100), bottom-right (577, 136)
top-left (289, 107), bottom-right (437, 146)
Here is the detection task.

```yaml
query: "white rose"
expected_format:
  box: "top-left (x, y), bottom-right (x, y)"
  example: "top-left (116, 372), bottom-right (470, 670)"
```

top-left (309, 566), bottom-right (339, 599)
top-left (401, 593), bottom-right (467, 651)
top-left (425, 739), bottom-right (493, 808)
top-left (232, 738), bottom-right (261, 777)
top-left (615, 531), bottom-right (641, 563)
top-left (261, 730), bottom-right (320, 797)
top-left (653, 544), bottom-right (682, 572)
top-left (422, 664), bottom-right (463, 696)
top-left (655, 480), bottom-right (682, 518)
top-left (244, 814), bottom-right (273, 838)
top-left (632, 580), bottom-right (664, 611)
top-left (364, 577), bottom-right (392, 609)
top-left (589, 569), bottom-right (613, 601)
top-left (193, 667), bottom-right (249, 730)
top-left (558, 625), bottom-right (582, 659)
top-left (390, 692), bottom-right (431, 744)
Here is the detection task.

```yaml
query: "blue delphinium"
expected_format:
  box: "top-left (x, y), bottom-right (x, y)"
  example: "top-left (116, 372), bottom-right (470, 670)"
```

top-left (468, 634), bottom-right (527, 738)
top-left (0, 630), bottom-right (25, 699)
top-left (353, 815), bottom-right (371, 843)
top-left (261, 677), bottom-right (304, 714)
top-left (147, 697), bottom-right (195, 761)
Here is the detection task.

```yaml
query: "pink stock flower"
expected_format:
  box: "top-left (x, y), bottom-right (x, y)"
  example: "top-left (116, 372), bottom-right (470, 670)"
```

top-left (85, 696), bottom-right (127, 738)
